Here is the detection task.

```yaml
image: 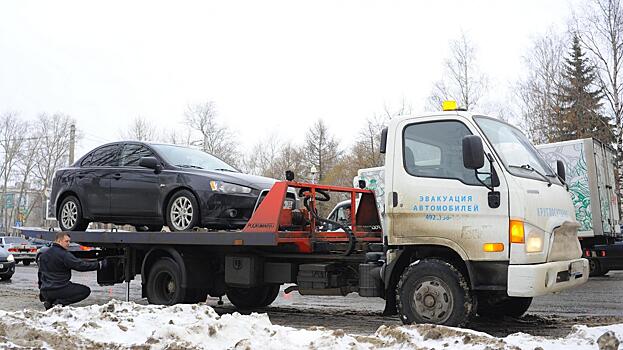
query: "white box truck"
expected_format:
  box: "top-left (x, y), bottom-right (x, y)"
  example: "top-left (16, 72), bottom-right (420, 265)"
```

top-left (537, 138), bottom-right (623, 276)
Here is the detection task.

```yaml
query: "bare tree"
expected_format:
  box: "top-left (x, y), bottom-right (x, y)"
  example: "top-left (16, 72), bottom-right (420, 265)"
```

top-left (184, 101), bottom-right (240, 167)
top-left (120, 116), bottom-right (159, 141)
top-left (0, 112), bottom-right (28, 232)
top-left (32, 113), bottom-right (75, 226)
top-left (575, 0), bottom-right (623, 198)
top-left (303, 119), bottom-right (341, 183)
top-left (515, 30), bottom-right (567, 144)
top-left (11, 135), bottom-right (41, 227)
top-left (165, 128), bottom-right (193, 146)
top-left (428, 32), bottom-right (488, 111)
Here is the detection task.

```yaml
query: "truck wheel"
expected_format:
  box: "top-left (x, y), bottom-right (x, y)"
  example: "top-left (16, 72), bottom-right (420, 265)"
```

top-left (166, 190), bottom-right (199, 231)
top-left (477, 292), bottom-right (532, 318)
top-left (227, 284), bottom-right (278, 309)
top-left (183, 288), bottom-right (209, 303)
top-left (396, 259), bottom-right (474, 327)
top-left (589, 258), bottom-right (602, 277)
top-left (58, 195), bottom-right (90, 231)
top-left (146, 257), bottom-right (186, 305)
top-left (22, 260), bottom-right (31, 266)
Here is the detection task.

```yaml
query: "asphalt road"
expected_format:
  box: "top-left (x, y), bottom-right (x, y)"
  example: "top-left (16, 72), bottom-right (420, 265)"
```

top-left (1, 264), bottom-right (622, 337)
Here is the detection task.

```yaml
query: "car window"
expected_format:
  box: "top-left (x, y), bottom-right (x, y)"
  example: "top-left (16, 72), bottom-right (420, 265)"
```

top-left (120, 144), bottom-right (155, 166)
top-left (3, 237), bottom-right (29, 245)
top-left (403, 120), bottom-right (489, 186)
top-left (88, 144), bottom-right (121, 167)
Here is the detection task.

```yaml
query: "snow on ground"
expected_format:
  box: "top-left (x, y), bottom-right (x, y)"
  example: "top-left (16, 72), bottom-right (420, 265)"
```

top-left (0, 300), bottom-right (620, 349)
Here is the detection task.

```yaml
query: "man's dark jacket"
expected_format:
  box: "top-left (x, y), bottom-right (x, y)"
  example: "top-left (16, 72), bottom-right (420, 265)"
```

top-left (38, 243), bottom-right (99, 290)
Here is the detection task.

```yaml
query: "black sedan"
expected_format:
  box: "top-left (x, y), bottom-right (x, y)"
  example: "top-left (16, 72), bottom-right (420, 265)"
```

top-left (0, 247), bottom-right (15, 281)
top-left (49, 141), bottom-right (281, 231)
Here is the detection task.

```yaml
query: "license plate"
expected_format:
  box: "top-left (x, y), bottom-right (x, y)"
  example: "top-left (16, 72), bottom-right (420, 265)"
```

top-left (569, 261), bottom-right (583, 276)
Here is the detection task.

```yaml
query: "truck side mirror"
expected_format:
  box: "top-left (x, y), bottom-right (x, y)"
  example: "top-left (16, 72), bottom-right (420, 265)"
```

top-left (462, 135), bottom-right (485, 169)
top-left (139, 157), bottom-right (162, 174)
top-left (380, 127), bottom-right (388, 154)
top-left (556, 160), bottom-right (566, 182)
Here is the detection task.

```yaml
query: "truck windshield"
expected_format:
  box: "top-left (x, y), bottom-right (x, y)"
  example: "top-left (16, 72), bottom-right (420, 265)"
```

top-left (151, 144), bottom-right (238, 172)
top-left (474, 116), bottom-right (557, 183)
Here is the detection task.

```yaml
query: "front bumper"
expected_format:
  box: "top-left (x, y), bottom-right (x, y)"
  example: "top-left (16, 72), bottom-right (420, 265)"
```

top-left (507, 258), bottom-right (589, 297)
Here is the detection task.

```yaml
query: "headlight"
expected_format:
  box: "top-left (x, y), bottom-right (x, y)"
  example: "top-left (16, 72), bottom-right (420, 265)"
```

top-left (524, 224), bottom-right (545, 253)
top-left (7, 254), bottom-right (14, 262)
top-left (209, 181), bottom-right (252, 194)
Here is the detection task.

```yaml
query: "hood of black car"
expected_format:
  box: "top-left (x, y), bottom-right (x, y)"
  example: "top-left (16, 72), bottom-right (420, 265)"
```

top-left (178, 169), bottom-right (277, 190)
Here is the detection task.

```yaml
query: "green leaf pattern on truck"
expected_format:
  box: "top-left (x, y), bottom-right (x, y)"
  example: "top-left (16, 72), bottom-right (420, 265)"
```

top-left (357, 168), bottom-right (385, 217)
top-left (538, 143), bottom-right (592, 231)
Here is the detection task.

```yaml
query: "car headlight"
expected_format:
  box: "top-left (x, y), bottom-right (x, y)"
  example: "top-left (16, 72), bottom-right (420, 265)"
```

top-left (7, 254), bottom-right (14, 262)
top-left (524, 224), bottom-right (545, 253)
top-left (209, 181), bottom-right (252, 194)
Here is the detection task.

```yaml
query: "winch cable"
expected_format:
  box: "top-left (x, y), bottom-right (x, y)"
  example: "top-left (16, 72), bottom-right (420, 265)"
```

top-left (300, 188), bottom-right (356, 256)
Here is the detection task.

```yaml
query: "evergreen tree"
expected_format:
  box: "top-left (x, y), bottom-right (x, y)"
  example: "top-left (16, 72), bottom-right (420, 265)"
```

top-left (553, 35), bottom-right (613, 143)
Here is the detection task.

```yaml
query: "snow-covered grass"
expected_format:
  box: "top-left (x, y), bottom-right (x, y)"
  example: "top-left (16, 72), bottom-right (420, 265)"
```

top-left (0, 300), bottom-right (620, 349)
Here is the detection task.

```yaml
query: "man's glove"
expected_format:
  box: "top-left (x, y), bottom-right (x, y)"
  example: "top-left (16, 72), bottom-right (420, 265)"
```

top-left (98, 258), bottom-right (109, 270)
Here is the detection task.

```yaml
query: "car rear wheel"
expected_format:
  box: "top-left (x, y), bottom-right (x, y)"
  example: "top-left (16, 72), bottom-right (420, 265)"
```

top-left (58, 196), bottom-right (90, 231)
top-left (22, 260), bottom-right (31, 266)
top-left (166, 190), bottom-right (199, 231)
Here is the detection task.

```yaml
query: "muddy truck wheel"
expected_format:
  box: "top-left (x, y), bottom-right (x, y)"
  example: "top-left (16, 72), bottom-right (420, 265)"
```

top-left (396, 259), bottom-right (475, 327)
top-left (477, 292), bottom-right (532, 318)
top-left (146, 257), bottom-right (186, 305)
top-left (227, 284), bottom-right (281, 309)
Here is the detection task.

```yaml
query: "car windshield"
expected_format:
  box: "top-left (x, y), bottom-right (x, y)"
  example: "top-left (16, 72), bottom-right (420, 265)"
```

top-left (474, 116), bottom-right (557, 182)
top-left (151, 144), bottom-right (238, 172)
top-left (4, 237), bottom-right (29, 245)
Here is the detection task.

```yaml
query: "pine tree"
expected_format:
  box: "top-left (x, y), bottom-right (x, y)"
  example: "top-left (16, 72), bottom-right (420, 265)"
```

top-left (553, 35), bottom-right (613, 143)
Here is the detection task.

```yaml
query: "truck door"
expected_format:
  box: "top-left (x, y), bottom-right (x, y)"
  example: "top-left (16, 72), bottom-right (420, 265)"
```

top-left (387, 117), bottom-right (509, 260)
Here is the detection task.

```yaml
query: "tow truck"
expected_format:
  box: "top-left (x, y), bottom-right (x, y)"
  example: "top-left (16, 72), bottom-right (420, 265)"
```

top-left (20, 102), bottom-right (589, 327)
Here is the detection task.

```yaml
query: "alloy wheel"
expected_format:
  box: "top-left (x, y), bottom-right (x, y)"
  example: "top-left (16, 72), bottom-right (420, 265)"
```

top-left (61, 201), bottom-right (78, 229)
top-left (170, 196), bottom-right (194, 230)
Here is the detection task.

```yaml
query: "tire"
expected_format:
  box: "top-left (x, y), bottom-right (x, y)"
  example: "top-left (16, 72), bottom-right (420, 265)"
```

top-left (58, 195), bottom-right (90, 231)
top-left (589, 258), bottom-right (602, 277)
top-left (227, 284), bottom-right (280, 309)
top-left (146, 257), bottom-right (186, 305)
top-left (477, 292), bottom-right (532, 318)
top-left (183, 288), bottom-right (209, 303)
top-left (396, 259), bottom-right (474, 327)
top-left (135, 225), bottom-right (164, 232)
top-left (0, 274), bottom-right (13, 281)
top-left (22, 260), bottom-right (31, 266)
top-left (166, 190), bottom-right (199, 232)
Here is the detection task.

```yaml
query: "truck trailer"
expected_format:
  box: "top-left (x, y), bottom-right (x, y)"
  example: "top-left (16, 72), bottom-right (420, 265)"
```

top-left (22, 106), bottom-right (589, 327)
top-left (537, 138), bottom-right (623, 276)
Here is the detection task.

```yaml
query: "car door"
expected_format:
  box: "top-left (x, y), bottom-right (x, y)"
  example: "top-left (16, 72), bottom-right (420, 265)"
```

top-left (109, 143), bottom-right (161, 218)
top-left (75, 144), bottom-right (121, 217)
top-left (387, 116), bottom-right (510, 261)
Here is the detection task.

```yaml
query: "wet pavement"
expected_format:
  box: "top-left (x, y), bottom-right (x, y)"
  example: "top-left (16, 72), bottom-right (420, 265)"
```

top-left (1, 264), bottom-right (622, 337)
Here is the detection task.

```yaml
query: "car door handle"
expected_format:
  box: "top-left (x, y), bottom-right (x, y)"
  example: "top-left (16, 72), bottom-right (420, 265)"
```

top-left (113, 174), bottom-right (122, 180)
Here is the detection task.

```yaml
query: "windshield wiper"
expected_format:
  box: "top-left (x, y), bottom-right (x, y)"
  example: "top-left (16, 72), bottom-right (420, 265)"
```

top-left (214, 168), bottom-right (238, 172)
top-left (175, 164), bottom-right (204, 169)
top-left (509, 164), bottom-right (552, 187)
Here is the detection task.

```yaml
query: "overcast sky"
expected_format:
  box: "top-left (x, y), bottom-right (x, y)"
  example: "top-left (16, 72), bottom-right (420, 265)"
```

top-left (0, 0), bottom-right (576, 158)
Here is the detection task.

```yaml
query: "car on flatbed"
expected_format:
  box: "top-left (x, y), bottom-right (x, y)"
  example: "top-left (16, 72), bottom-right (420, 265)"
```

top-left (49, 141), bottom-right (286, 232)
top-left (0, 236), bottom-right (37, 265)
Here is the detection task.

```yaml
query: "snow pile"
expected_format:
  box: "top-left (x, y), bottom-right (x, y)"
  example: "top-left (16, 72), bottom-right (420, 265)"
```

top-left (0, 300), bottom-right (620, 349)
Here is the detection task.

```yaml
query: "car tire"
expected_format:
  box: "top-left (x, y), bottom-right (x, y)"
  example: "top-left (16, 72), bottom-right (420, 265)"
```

top-left (226, 284), bottom-right (279, 309)
top-left (166, 190), bottom-right (199, 232)
top-left (476, 292), bottom-right (532, 318)
top-left (396, 259), bottom-right (475, 327)
top-left (0, 274), bottom-right (13, 281)
top-left (22, 260), bottom-right (31, 266)
top-left (58, 195), bottom-right (90, 231)
top-left (146, 257), bottom-right (186, 305)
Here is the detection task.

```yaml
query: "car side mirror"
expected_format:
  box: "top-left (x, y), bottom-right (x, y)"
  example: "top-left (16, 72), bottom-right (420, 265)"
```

top-left (139, 157), bottom-right (162, 174)
top-left (556, 160), bottom-right (566, 182)
top-left (462, 135), bottom-right (485, 169)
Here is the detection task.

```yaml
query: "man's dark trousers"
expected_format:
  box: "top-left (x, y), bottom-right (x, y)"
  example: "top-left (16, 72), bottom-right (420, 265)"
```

top-left (41, 282), bottom-right (91, 306)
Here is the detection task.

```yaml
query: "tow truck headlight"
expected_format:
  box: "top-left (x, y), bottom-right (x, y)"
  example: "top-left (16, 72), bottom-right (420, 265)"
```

top-left (7, 254), bottom-right (14, 262)
top-left (524, 224), bottom-right (545, 253)
top-left (209, 181), bottom-right (252, 194)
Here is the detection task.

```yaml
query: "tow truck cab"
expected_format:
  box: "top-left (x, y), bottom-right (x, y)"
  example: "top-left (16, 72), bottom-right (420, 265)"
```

top-left (375, 108), bottom-right (588, 325)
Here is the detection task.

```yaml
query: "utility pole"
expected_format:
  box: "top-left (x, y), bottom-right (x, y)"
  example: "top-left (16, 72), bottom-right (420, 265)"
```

top-left (69, 124), bottom-right (75, 165)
